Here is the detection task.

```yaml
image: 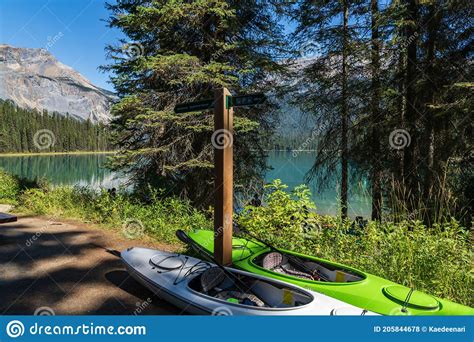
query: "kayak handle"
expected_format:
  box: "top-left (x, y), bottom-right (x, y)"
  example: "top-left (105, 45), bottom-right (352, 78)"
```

top-left (176, 229), bottom-right (194, 245)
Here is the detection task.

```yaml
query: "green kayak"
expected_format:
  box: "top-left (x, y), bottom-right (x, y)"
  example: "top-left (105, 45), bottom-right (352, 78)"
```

top-left (188, 229), bottom-right (473, 316)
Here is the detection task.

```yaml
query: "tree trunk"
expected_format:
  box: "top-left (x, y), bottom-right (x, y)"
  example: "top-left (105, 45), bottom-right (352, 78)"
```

top-left (403, 0), bottom-right (418, 208)
top-left (341, 0), bottom-right (349, 220)
top-left (423, 3), bottom-right (440, 225)
top-left (398, 48), bottom-right (406, 178)
top-left (370, 0), bottom-right (382, 220)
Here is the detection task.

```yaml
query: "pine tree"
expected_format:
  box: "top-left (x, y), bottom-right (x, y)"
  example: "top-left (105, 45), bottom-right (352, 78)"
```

top-left (0, 99), bottom-right (111, 153)
top-left (380, 0), bottom-right (473, 223)
top-left (102, 0), bottom-right (286, 205)
top-left (291, 0), bottom-right (367, 219)
top-left (293, 0), bottom-right (472, 224)
top-left (368, 0), bottom-right (382, 220)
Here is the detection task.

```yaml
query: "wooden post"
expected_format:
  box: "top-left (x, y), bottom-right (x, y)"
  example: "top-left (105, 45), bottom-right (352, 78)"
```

top-left (213, 87), bottom-right (233, 265)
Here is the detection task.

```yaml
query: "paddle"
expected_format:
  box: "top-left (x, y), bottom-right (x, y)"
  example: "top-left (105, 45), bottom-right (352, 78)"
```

top-left (176, 230), bottom-right (255, 295)
top-left (236, 226), bottom-right (331, 282)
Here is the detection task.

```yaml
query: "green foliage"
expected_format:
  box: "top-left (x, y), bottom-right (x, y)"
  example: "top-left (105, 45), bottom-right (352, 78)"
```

top-left (102, 0), bottom-right (286, 206)
top-left (237, 180), bottom-right (473, 306)
top-left (0, 99), bottom-right (111, 153)
top-left (2, 170), bottom-right (471, 305)
top-left (17, 184), bottom-right (211, 245)
top-left (238, 179), bottom-right (316, 250)
top-left (288, 0), bottom-right (473, 224)
top-left (0, 169), bottom-right (20, 203)
top-left (0, 169), bottom-right (41, 204)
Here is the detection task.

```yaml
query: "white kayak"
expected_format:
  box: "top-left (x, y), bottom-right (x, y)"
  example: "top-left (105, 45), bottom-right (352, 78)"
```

top-left (121, 247), bottom-right (378, 316)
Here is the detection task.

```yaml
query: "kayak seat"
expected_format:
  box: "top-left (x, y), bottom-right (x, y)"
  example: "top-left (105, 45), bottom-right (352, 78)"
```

top-left (215, 290), bottom-right (265, 307)
top-left (201, 267), bottom-right (226, 293)
top-left (262, 252), bottom-right (313, 280)
top-left (199, 267), bottom-right (267, 307)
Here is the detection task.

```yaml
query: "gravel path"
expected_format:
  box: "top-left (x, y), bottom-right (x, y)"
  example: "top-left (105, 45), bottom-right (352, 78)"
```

top-left (0, 213), bottom-right (182, 315)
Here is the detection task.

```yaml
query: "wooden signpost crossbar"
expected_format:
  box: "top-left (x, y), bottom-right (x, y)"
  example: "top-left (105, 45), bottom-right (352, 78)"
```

top-left (174, 88), bottom-right (265, 265)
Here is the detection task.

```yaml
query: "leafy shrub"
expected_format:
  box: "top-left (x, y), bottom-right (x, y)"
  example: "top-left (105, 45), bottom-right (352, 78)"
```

top-left (0, 169), bottom-right (41, 204)
top-left (4, 170), bottom-right (472, 306)
top-left (237, 180), bottom-right (473, 306)
top-left (0, 169), bottom-right (20, 203)
top-left (17, 185), bottom-right (211, 244)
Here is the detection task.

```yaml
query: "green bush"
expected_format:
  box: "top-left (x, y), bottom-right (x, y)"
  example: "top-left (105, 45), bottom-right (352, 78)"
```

top-left (2, 170), bottom-right (472, 306)
top-left (0, 169), bottom-right (45, 204)
top-left (0, 169), bottom-right (20, 203)
top-left (17, 185), bottom-right (211, 244)
top-left (237, 180), bottom-right (473, 306)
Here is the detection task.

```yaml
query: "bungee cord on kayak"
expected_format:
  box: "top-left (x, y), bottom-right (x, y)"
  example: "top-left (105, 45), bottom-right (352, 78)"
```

top-left (121, 245), bottom-right (378, 315)
top-left (236, 226), bottom-right (332, 282)
top-left (186, 229), bottom-right (473, 316)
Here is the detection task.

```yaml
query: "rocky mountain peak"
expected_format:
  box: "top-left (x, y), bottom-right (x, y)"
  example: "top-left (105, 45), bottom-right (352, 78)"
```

top-left (0, 44), bottom-right (114, 123)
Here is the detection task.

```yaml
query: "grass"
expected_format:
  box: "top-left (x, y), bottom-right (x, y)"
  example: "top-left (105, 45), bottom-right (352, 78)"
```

top-left (0, 170), bottom-right (40, 205)
top-left (1, 170), bottom-right (472, 307)
top-left (237, 180), bottom-right (473, 307)
top-left (16, 185), bottom-right (211, 245)
top-left (0, 171), bottom-right (20, 204)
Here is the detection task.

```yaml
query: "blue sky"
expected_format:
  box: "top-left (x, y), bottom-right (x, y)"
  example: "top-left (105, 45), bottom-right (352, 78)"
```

top-left (0, 0), bottom-right (122, 91)
top-left (0, 0), bottom-right (299, 92)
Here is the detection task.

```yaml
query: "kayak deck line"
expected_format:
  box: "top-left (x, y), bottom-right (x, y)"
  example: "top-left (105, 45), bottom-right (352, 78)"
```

top-left (121, 247), bottom-right (378, 315)
top-left (187, 229), bottom-right (474, 316)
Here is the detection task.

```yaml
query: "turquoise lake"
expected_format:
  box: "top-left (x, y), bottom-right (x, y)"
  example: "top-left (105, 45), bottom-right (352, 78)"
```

top-left (0, 151), bottom-right (371, 217)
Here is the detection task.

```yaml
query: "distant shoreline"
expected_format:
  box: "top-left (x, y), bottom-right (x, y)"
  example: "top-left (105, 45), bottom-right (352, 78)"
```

top-left (0, 151), bottom-right (117, 157)
top-left (265, 149), bottom-right (317, 152)
top-left (1, 150), bottom-right (316, 157)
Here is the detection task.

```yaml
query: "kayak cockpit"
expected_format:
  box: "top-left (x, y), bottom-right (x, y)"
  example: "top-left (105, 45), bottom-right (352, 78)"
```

top-left (188, 267), bottom-right (314, 308)
top-left (253, 252), bottom-right (365, 283)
